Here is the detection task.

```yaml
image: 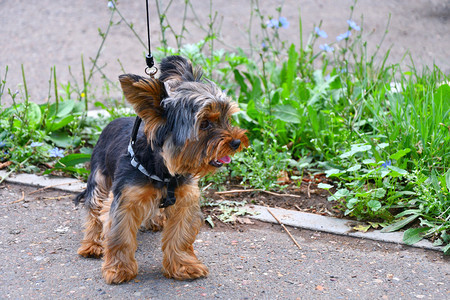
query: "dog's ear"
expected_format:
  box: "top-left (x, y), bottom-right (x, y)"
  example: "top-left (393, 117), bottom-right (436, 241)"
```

top-left (119, 74), bottom-right (167, 142)
top-left (158, 55), bottom-right (203, 84)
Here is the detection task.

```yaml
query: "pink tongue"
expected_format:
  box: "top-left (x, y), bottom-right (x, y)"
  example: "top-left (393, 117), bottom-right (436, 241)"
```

top-left (218, 156), bottom-right (231, 164)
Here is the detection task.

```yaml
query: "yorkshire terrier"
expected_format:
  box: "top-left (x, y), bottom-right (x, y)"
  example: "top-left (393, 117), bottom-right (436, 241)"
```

top-left (74, 56), bottom-right (248, 284)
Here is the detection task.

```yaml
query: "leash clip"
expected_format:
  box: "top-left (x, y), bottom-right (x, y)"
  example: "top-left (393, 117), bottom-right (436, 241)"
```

top-left (145, 54), bottom-right (158, 77)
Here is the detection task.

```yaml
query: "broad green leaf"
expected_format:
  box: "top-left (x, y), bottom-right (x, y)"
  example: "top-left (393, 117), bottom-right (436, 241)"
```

top-left (47, 100), bottom-right (75, 118)
top-left (340, 144), bottom-right (372, 159)
top-left (380, 168), bottom-right (391, 178)
top-left (381, 214), bottom-right (419, 232)
top-left (273, 104), bottom-right (301, 123)
top-left (79, 147), bottom-right (93, 155)
top-left (328, 188), bottom-right (350, 201)
top-left (443, 243), bottom-right (450, 255)
top-left (307, 105), bottom-right (319, 135)
top-left (46, 115), bottom-right (75, 131)
top-left (56, 100), bottom-right (75, 117)
top-left (49, 132), bottom-right (76, 148)
top-left (430, 169), bottom-right (442, 191)
top-left (403, 227), bottom-right (430, 245)
top-left (57, 153), bottom-right (91, 167)
top-left (372, 188), bottom-right (387, 199)
top-left (362, 158), bottom-right (376, 165)
top-left (389, 148), bottom-right (411, 160)
top-left (377, 143), bottom-right (389, 149)
top-left (72, 101), bottom-right (85, 114)
top-left (367, 200), bottom-right (382, 211)
top-left (26, 102), bottom-right (42, 129)
top-left (325, 168), bottom-right (344, 177)
top-left (285, 44), bottom-right (299, 91)
top-left (387, 165), bottom-right (408, 177)
top-left (54, 166), bottom-right (89, 174)
top-left (433, 83), bottom-right (450, 113)
top-left (346, 164), bottom-right (361, 172)
top-left (395, 209), bottom-right (421, 218)
top-left (346, 198), bottom-right (358, 209)
top-left (318, 183), bottom-right (333, 190)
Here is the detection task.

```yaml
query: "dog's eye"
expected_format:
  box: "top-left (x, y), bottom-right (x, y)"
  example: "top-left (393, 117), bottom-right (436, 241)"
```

top-left (200, 120), bottom-right (212, 130)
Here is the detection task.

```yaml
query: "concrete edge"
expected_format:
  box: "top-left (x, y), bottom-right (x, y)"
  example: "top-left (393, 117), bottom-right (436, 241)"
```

top-left (1, 170), bottom-right (443, 252)
top-left (0, 170), bottom-right (86, 193)
top-left (246, 205), bottom-right (443, 252)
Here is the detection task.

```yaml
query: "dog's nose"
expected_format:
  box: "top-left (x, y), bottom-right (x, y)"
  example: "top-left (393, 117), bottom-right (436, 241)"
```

top-left (229, 139), bottom-right (241, 150)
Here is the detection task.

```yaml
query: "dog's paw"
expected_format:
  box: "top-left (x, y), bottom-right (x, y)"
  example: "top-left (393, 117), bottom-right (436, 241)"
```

top-left (164, 261), bottom-right (209, 280)
top-left (142, 213), bottom-right (166, 232)
top-left (77, 242), bottom-right (103, 258)
top-left (102, 263), bottom-right (138, 284)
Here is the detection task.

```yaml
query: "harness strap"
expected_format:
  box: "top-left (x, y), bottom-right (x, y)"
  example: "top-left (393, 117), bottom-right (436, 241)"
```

top-left (128, 119), bottom-right (181, 208)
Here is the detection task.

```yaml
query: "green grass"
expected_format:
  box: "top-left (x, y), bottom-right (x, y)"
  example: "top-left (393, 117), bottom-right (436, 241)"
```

top-left (0, 0), bottom-right (449, 253)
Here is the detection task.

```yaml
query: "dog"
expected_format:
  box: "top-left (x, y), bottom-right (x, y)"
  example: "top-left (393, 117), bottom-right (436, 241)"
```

top-left (74, 55), bottom-right (248, 284)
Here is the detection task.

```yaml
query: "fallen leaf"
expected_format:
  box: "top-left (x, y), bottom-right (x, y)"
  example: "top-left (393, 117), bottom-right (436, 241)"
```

top-left (352, 224), bottom-right (371, 232)
top-left (236, 217), bottom-right (254, 225)
top-left (277, 170), bottom-right (290, 184)
top-left (0, 161), bottom-right (12, 169)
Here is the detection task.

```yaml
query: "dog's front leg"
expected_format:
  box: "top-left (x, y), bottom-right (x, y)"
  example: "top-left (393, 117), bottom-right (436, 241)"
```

top-left (161, 183), bottom-right (209, 280)
top-left (101, 185), bottom-right (156, 284)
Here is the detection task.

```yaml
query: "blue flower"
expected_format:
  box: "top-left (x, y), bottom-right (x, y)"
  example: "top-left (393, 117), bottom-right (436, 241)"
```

top-left (48, 147), bottom-right (65, 158)
top-left (382, 160), bottom-right (392, 168)
top-left (30, 142), bottom-right (43, 147)
top-left (261, 42), bottom-right (268, 51)
top-left (267, 19), bottom-right (279, 28)
top-left (107, 1), bottom-right (114, 9)
top-left (279, 17), bottom-right (289, 29)
top-left (319, 44), bottom-right (334, 52)
top-left (1, 150), bottom-right (8, 161)
top-left (0, 141), bottom-right (5, 148)
top-left (315, 27), bottom-right (328, 38)
top-left (336, 30), bottom-right (351, 41)
top-left (267, 17), bottom-right (289, 29)
top-left (347, 19), bottom-right (360, 31)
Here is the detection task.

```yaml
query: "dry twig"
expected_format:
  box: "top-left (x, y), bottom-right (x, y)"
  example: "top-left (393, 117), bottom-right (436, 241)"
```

top-left (267, 208), bottom-right (302, 250)
top-left (215, 189), bottom-right (302, 198)
top-left (28, 181), bottom-right (82, 195)
top-left (11, 191), bottom-right (25, 204)
top-left (201, 182), bottom-right (213, 192)
top-left (43, 195), bottom-right (73, 201)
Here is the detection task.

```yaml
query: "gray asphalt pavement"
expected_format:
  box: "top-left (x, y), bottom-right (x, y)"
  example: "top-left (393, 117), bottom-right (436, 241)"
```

top-left (1, 183), bottom-right (449, 299)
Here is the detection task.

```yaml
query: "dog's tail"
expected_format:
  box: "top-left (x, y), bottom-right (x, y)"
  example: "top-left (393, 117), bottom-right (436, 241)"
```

top-left (73, 189), bottom-right (87, 206)
top-left (73, 170), bottom-right (97, 207)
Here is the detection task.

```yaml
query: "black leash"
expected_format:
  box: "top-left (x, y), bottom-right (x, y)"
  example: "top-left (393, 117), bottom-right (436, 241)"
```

top-left (145, 0), bottom-right (157, 76)
top-left (130, 0), bottom-right (154, 146)
top-left (127, 0), bottom-right (180, 208)
top-left (129, 0), bottom-right (154, 154)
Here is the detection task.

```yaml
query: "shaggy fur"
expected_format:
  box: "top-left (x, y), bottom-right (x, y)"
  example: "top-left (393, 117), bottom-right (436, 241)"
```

top-left (75, 55), bottom-right (248, 284)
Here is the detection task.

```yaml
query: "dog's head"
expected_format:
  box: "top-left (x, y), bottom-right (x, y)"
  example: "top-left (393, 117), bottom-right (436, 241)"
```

top-left (119, 56), bottom-right (248, 177)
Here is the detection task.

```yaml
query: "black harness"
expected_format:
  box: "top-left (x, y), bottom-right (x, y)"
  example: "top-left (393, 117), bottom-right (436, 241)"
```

top-left (128, 117), bottom-right (182, 208)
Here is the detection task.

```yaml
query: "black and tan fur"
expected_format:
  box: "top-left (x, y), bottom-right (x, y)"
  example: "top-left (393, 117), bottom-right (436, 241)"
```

top-left (75, 56), bottom-right (248, 284)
